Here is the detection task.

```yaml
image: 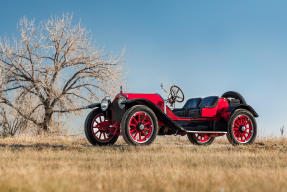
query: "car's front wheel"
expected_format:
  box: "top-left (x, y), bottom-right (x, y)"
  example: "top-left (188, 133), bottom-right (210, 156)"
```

top-left (227, 109), bottom-right (257, 145)
top-left (84, 109), bottom-right (118, 146)
top-left (121, 105), bottom-right (158, 145)
top-left (187, 133), bottom-right (215, 145)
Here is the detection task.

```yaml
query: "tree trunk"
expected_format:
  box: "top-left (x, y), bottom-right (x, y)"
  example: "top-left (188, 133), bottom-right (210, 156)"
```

top-left (42, 109), bottom-right (53, 132)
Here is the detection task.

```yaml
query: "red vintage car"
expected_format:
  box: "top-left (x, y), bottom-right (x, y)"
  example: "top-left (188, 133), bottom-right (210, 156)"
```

top-left (84, 85), bottom-right (258, 146)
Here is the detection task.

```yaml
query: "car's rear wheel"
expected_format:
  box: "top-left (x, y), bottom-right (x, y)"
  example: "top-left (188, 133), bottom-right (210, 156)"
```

top-left (227, 109), bottom-right (257, 145)
top-left (121, 105), bottom-right (158, 145)
top-left (85, 109), bottom-right (118, 146)
top-left (187, 133), bottom-right (215, 145)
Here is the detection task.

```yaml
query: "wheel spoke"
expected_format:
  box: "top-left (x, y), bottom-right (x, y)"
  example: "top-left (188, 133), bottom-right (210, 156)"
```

top-left (144, 122), bottom-right (151, 126)
top-left (99, 132), bottom-right (102, 139)
top-left (130, 129), bottom-right (136, 133)
top-left (132, 117), bottom-right (138, 124)
top-left (144, 127), bottom-right (149, 131)
top-left (138, 114), bottom-right (142, 123)
top-left (130, 123), bottom-right (137, 127)
top-left (134, 132), bottom-right (138, 138)
top-left (235, 121), bottom-right (240, 127)
top-left (142, 114), bottom-right (147, 123)
top-left (234, 132), bottom-right (239, 137)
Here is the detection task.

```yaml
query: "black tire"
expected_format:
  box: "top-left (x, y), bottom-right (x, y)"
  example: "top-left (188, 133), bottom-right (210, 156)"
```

top-left (121, 105), bottom-right (158, 145)
top-left (227, 109), bottom-right (257, 145)
top-left (221, 91), bottom-right (247, 105)
top-left (84, 108), bottom-right (118, 146)
top-left (187, 133), bottom-right (215, 145)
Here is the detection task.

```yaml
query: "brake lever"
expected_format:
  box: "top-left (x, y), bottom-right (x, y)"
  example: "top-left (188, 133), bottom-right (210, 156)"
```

top-left (160, 83), bottom-right (169, 94)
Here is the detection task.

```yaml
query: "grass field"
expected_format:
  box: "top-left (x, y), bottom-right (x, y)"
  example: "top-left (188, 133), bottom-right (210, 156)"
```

top-left (0, 136), bottom-right (286, 192)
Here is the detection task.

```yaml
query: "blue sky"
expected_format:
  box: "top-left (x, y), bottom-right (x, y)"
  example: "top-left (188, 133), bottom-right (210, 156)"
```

top-left (1, 0), bottom-right (287, 136)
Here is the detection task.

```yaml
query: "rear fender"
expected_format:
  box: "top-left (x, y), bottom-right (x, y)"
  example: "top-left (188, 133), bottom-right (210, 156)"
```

top-left (228, 104), bottom-right (259, 117)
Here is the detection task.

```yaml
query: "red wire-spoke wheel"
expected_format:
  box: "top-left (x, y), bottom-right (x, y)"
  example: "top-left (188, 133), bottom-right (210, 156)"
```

top-left (227, 109), bottom-right (257, 145)
top-left (91, 114), bottom-right (114, 142)
top-left (121, 105), bottom-right (158, 145)
top-left (128, 112), bottom-right (153, 143)
top-left (187, 133), bottom-right (215, 145)
top-left (84, 109), bottom-right (118, 146)
top-left (232, 116), bottom-right (253, 142)
top-left (194, 133), bottom-right (211, 142)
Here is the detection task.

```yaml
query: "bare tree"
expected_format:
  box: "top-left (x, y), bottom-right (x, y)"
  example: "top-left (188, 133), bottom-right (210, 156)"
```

top-left (0, 71), bottom-right (40, 136)
top-left (0, 104), bottom-right (28, 137)
top-left (0, 14), bottom-right (124, 133)
top-left (280, 125), bottom-right (285, 138)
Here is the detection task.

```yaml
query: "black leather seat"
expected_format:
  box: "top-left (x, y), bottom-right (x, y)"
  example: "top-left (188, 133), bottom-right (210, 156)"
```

top-left (173, 96), bottom-right (219, 118)
top-left (173, 98), bottom-right (201, 118)
top-left (184, 98), bottom-right (202, 109)
top-left (198, 96), bottom-right (219, 108)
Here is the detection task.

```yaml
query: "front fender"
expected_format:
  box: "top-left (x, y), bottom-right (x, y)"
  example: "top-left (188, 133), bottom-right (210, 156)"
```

top-left (87, 103), bottom-right (100, 109)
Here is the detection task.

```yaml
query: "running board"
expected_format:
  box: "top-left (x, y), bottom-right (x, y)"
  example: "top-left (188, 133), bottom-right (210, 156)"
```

top-left (184, 130), bottom-right (227, 134)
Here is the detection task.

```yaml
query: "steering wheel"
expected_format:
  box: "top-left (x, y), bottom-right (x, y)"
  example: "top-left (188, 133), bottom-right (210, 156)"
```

top-left (167, 85), bottom-right (184, 106)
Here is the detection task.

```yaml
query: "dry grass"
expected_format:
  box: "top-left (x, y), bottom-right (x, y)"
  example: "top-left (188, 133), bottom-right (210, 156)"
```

top-left (0, 136), bottom-right (286, 192)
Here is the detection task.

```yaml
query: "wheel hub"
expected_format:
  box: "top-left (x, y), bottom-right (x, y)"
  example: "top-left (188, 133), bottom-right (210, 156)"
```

top-left (136, 123), bottom-right (145, 132)
top-left (239, 125), bottom-right (246, 132)
top-left (97, 121), bottom-right (109, 132)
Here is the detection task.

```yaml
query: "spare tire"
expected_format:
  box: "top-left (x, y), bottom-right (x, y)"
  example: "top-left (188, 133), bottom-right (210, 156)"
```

top-left (221, 91), bottom-right (247, 105)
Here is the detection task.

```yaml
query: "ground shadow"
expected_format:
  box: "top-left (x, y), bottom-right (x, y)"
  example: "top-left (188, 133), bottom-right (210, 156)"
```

top-left (0, 143), bottom-right (131, 151)
top-left (0, 143), bottom-right (67, 150)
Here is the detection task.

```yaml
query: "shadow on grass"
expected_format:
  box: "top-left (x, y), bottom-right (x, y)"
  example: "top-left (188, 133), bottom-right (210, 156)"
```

top-left (0, 143), bottom-right (131, 151)
top-left (0, 143), bottom-right (67, 150)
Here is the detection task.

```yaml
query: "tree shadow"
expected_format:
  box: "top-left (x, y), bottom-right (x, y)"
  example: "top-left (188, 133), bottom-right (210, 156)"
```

top-left (0, 143), bottom-right (67, 150)
top-left (0, 143), bottom-right (130, 151)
